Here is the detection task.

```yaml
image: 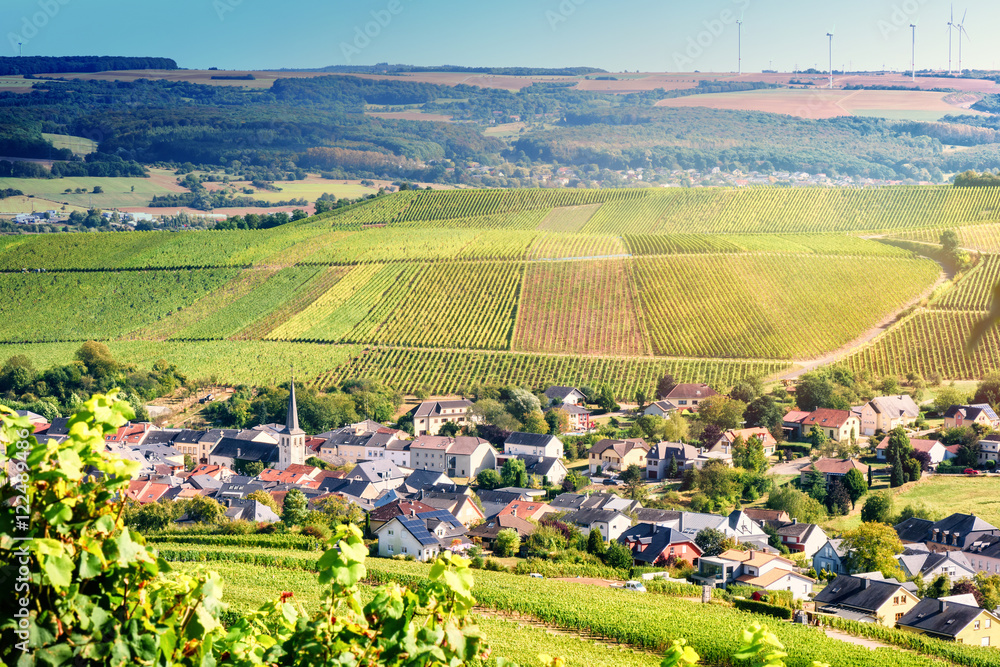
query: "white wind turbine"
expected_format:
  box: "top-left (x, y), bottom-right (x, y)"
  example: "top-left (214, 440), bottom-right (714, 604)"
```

top-left (826, 27), bottom-right (835, 89)
top-left (956, 9), bottom-right (970, 73)
top-left (737, 12), bottom-right (744, 75)
top-left (947, 5), bottom-right (955, 74)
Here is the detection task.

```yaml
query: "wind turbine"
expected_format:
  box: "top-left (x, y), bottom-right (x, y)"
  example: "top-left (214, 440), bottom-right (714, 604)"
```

top-left (737, 12), bottom-right (744, 75)
top-left (910, 23), bottom-right (917, 82)
top-left (826, 28), bottom-right (835, 89)
top-left (956, 9), bottom-right (970, 73)
top-left (947, 5), bottom-right (954, 74)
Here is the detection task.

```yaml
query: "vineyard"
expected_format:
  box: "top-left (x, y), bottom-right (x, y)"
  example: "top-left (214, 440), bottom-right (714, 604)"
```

top-left (936, 256), bottom-right (1000, 311)
top-left (891, 223), bottom-right (1000, 254)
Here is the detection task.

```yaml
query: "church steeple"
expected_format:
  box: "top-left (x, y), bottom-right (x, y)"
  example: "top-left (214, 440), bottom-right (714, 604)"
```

top-left (278, 368), bottom-right (306, 470)
top-left (285, 370), bottom-right (303, 435)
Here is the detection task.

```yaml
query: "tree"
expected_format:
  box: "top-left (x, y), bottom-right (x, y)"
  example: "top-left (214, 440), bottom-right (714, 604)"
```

top-left (183, 454), bottom-right (195, 471)
top-left (439, 421), bottom-right (461, 437)
top-left (906, 458), bottom-right (921, 483)
top-left (620, 463), bottom-right (647, 501)
top-left (733, 436), bottom-right (768, 474)
top-left (595, 384), bottom-right (618, 411)
top-left (699, 423), bottom-right (724, 449)
top-left (476, 468), bottom-right (503, 490)
top-left (890, 457), bottom-right (906, 488)
top-left (860, 491), bottom-right (894, 524)
top-left (493, 528), bottom-right (521, 557)
top-left (884, 427), bottom-right (912, 466)
top-left (634, 389), bottom-right (647, 410)
top-left (545, 407), bottom-right (569, 434)
top-left (765, 486), bottom-right (827, 523)
top-left (925, 574), bottom-right (951, 599)
top-left (522, 409), bottom-right (547, 434)
top-left (662, 411), bottom-right (690, 442)
top-left (470, 398), bottom-right (521, 432)
top-left (587, 527), bottom-right (606, 555)
top-left (239, 459), bottom-right (265, 477)
top-left (698, 395), bottom-right (747, 431)
top-left (842, 522), bottom-right (905, 578)
top-left (842, 467), bottom-right (868, 508)
top-left (696, 459), bottom-right (739, 503)
top-left (656, 373), bottom-right (677, 399)
top-left (695, 527), bottom-right (732, 558)
top-left (185, 494), bottom-right (225, 524)
top-left (667, 453), bottom-right (679, 479)
top-left (507, 387), bottom-right (541, 420)
top-left (934, 383), bottom-right (968, 414)
top-left (973, 372), bottom-right (1000, 414)
top-left (246, 489), bottom-right (279, 514)
top-left (75, 340), bottom-right (118, 378)
top-left (281, 487), bottom-right (309, 525)
top-left (500, 457), bottom-right (528, 488)
top-left (127, 501), bottom-right (173, 533)
top-left (804, 467), bottom-right (827, 504)
top-left (604, 540), bottom-right (634, 569)
top-left (827, 480), bottom-right (851, 516)
top-left (744, 395), bottom-right (784, 433)
top-left (796, 372), bottom-right (835, 411)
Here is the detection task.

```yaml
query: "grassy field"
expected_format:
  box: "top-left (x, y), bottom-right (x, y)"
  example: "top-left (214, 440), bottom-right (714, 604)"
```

top-left (0, 196), bottom-right (88, 215)
top-left (41, 133), bottom-right (98, 157)
top-left (0, 170), bottom-right (180, 209)
top-left (234, 178), bottom-right (379, 202)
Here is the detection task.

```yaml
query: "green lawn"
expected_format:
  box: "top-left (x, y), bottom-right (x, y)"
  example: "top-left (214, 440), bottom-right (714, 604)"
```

top-left (0, 170), bottom-right (179, 208)
top-left (229, 180), bottom-right (378, 203)
top-left (41, 133), bottom-right (98, 157)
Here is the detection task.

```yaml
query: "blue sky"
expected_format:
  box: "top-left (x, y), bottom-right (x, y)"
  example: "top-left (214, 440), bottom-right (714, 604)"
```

top-left (2, 0), bottom-right (997, 73)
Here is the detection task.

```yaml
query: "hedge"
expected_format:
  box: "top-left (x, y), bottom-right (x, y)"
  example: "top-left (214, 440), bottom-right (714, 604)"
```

top-left (146, 533), bottom-right (323, 551)
top-left (733, 599), bottom-right (793, 619)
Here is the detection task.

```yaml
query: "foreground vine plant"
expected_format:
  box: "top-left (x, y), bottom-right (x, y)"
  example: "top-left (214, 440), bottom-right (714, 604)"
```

top-left (1, 394), bottom-right (811, 667)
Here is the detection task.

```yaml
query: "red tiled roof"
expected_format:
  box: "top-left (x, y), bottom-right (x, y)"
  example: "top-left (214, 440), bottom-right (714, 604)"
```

top-left (800, 409), bottom-right (854, 429)
top-left (810, 458), bottom-right (869, 475)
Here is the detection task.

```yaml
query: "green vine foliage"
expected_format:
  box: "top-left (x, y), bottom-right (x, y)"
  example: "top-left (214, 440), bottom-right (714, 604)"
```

top-left (1, 393), bottom-right (811, 667)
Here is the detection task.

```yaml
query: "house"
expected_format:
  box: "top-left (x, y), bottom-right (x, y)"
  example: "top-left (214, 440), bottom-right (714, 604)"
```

top-left (646, 442), bottom-right (700, 479)
top-left (543, 386), bottom-right (587, 406)
top-left (800, 458), bottom-right (869, 487)
top-left (644, 400), bottom-right (678, 418)
top-left (772, 520), bottom-right (828, 559)
top-left (944, 404), bottom-right (1000, 432)
top-left (520, 455), bottom-right (568, 488)
top-left (895, 513), bottom-right (1000, 551)
top-left (467, 513), bottom-right (536, 549)
top-left (711, 428), bottom-right (778, 457)
top-left (781, 411), bottom-right (811, 439)
top-left (897, 549), bottom-right (977, 582)
top-left (125, 479), bottom-right (172, 504)
top-left (550, 492), bottom-right (642, 514)
top-left (563, 508), bottom-right (632, 543)
top-left (744, 509), bottom-right (791, 525)
top-left (498, 499), bottom-right (555, 521)
top-left (384, 439), bottom-right (412, 468)
top-left (418, 491), bottom-right (485, 527)
top-left (224, 498), bottom-right (279, 523)
top-left (813, 539), bottom-right (850, 577)
top-left (813, 574), bottom-right (919, 625)
top-left (410, 436), bottom-right (497, 479)
top-left (208, 438), bottom-right (279, 471)
top-left (104, 422), bottom-right (157, 448)
top-left (413, 399), bottom-right (473, 436)
top-left (256, 465), bottom-right (320, 486)
top-left (346, 460), bottom-right (406, 490)
top-left (694, 549), bottom-right (812, 599)
top-left (400, 469), bottom-right (454, 495)
top-left (368, 499), bottom-right (436, 532)
top-left (875, 437), bottom-right (955, 467)
top-left (375, 509), bottom-right (469, 561)
top-left (667, 510), bottom-right (770, 549)
top-left (504, 432), bottom-right (564, 459)
top-left (797, 409), bottom-right (861, 443)
top-left (549, 404), bottom-right (592, 432)
top-left (588, 438), bottom-right (649, 475)
top-left (898, 598), bottom-right (1000, 645)
top-left (617, 524), bottom-right (703, 566)
top-left (662, 384), bottom-right (718, 412)
top-left (477, 489), bottom-right (531, 519)
top-left (858, 395), bottom-right (921, 437)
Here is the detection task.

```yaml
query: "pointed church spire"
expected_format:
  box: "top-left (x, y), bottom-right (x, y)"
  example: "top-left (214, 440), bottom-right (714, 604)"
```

top-left (285, 367), bottom-right (303, 434)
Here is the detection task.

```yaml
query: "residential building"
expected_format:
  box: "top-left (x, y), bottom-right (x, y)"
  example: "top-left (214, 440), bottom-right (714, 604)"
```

top-left (800, 458), bottom-right (869, 487)
top-left (898, 598), bottom-right (1000, 645)
top-left (410, 436), bottom-right (497, 478)
top-left (813, 539), bottom-right (850, 577)
top-left (814, 574), bottom-right (919, 625)
top-left (662, 384), bottom-right (718, 412)
top-left (617, 524), bottom-right (702, 566)
top-left (980, 436), bottom-right (1000, 465)
top-left (400, 469), bottom-right (454, 495)
top-left (208, 438), bottom-right (279, 470)
top-left (646, 441), bottom-right (700, 479)
top-left (503, 432), bottom-right (564, 459)
top-left (543, 386), bottom-right (587, 406)
top-left (563, 508), bottom-right (632, 542)
top-left (781, 411), bottom-right (811, 440)
top-left (384, 439), bottom-right (412, 468)
top-left (858, 395), bottom-right (922, 437)
top-left (550, 403), bottom-right (592, 432)
top-left (346, 460), bottom-right (407, 490)
top-left (467, 514), bottom-right (536, 549)
top-left (643, 400), bottom-right (677, 418)
top-left (512, 455), bottom-right (568, 487)
top-left (895, 513), bottom-right (1000, 551)
top-left (772, 520), bottom-right (828, 559)
top-left (694, 549), bottom-right (812, 599)
top-left (898, 549), bottom-right (976, 582)
top-left (744, 509), bottom-right (791, 525)
top-left (477, 489), bottom-right (531, 519)
top-left (413, 399), bottom-right (473, 436)
top-left (498, 499), bottom-right (555, 521)
top-left (224, 499), bottom-right (279, 523)
top-left (796, 409), bottom-right (861, 443)
top-left (711, 428), bottom-right (778, 457)
top-left (876, 437), bottom-right (955, 467)
top-left (368, 499), bottom-right (436, 532)
top-left (375, 509), bottom-right (469, 561)
top-left (418, 491), bottom-right (485, 527)
top-left (588, 438), bottom-right (649, 475)
top-left (944, 404), bottom-right (1000, 431)
top-left (550, 491), bottom-right (642, 514)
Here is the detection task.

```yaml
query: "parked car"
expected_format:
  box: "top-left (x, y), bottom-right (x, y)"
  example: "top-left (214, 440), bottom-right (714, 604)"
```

top-left (965, 469), bottom-right (981, 476)
top-left (623, 581), bottom-right (647, 593)
top-left (603, 477), bottom-right (624, 486)
top-left (528, 573), bottom-right (544, 579)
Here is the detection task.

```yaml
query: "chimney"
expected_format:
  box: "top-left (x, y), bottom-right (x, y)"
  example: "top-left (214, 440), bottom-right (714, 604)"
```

top-left (864, 578), bottom-right (871, 589)
top-left (940, 600), bottom-right (948, 612)
top-left (237, 447), bottom-right (241, 458)
top-left (410, 508), bottom-right (416, 517)
top-left (792, 518), bottom-right (798, 525)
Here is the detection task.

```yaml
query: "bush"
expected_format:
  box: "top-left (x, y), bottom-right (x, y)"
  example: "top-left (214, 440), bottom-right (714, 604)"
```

top-left (302, 524), bottom-right (332, 541)
top-left (733, 599), bottom-right (793, 619)
top-left (484, 558), bottom-right (509, 572)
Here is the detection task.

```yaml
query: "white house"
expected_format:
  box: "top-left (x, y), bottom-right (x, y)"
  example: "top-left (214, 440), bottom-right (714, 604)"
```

top-left (897, 550), bottom-right (977, 582)
top-left (876, 437), bottom-right (955, 468)
top-left (858, 395), bottom-right (921, 436)
top-left (563, 508), bottom-right (632, 543)
top-left (644, 400), bottom-right (677, 418)
top-left (503, 432), bottom-right (564, 459)
top-left (374, 509), bottom-right (468, 561)
top-left (544, 386), bottom-right (587, 406)
top-left (813, 539), bottom-right (850, 577)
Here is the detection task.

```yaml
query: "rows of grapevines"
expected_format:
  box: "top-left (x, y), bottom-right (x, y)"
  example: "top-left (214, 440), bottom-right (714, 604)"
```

top-left (458, 230), bottom-right (538, 260)
top-left (724, 234), bottom-right (914, 257)
top-left (314, 191), bottom-right (420, 226)
top-left (232, 266), bottom-right (349, 340)
top-left (0, 269), bottom-right (237, 342)
top-left (527, 233), bottom-right (628, 260)
top-left (128, 267), bottom-right (281, 341)
top-left (171, 267), bottom-right (337, 340)
top-left (398, 209), bottom-right (550, 230)
top-left (318, 346), bottom-right (789, 399)
top-left (513, 260), bottom-right (648, 356)
top-left (0, 231), bottom-right (178, 270)
top-left (623, 234), bottom-right (743, 255)
top-left (935, 255), bottom-right (1000, 311)
top-left (266, 264), bottom-right (385, 341)
top-left (845, 310), bottom-right (1000, 380)
top-left (339, 262), bottom-right (522, 350)
top-left (631, 255), bottom-right (940, 359)
top-left (583, 187), bottom-right (1000, 235)
top-left (261, 230), bottom-right (357, 266)
top-left (394, 188), bottom-right (647, 223)
top-left (893, 223), bottom-right (1000, 253)
top-left (536, 204), bottom-right (604, 232)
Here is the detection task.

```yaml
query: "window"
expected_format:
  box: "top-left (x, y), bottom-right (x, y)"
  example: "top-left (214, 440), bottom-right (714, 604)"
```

top-left (896, 613), bottom-right (904, 621)
top-left (975, 620), bottom-right (981, 630)
top-left (894, 596), bottom-right (899, 605)
top-left (983, 637), bottom-right (991, 647)
top-left (387, 545), bottom-right (394, 553)
top-left (402, 547), bottom-right (407, 554)
top-left (986, 619), bottom-right (992, 629)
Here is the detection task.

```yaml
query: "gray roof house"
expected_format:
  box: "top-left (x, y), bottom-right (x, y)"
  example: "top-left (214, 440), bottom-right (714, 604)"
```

top-left (895, 513), bottom-right (1000, 550)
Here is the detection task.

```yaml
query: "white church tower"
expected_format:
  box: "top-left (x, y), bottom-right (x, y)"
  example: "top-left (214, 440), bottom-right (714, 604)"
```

top-left (277, 372), bottom-right (306, 470)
